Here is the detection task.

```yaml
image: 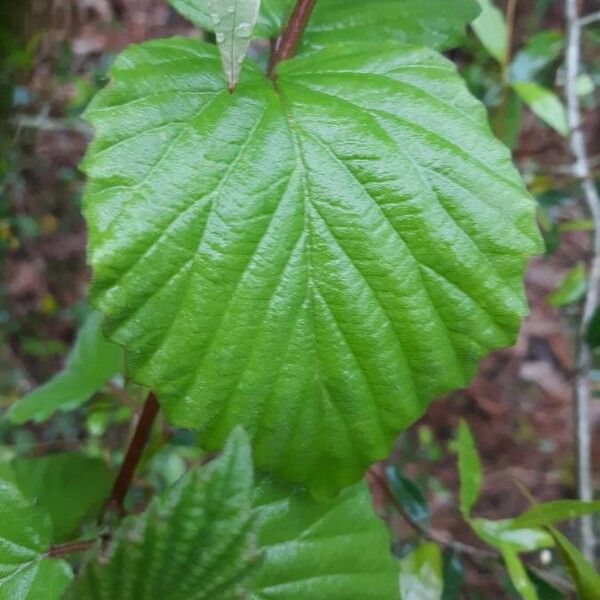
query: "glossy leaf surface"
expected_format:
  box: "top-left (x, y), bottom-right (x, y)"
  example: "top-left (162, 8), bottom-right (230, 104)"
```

top-left (509, 500), bottom-right (600, 530)
top-left (83, 38), bottom-right (540, 496)
top-left (66, 428), bottom-right (259, 600)
top-left (471, 518), bottom-right (553, 552)
top-left (171, 0), bottom-right (479, 50)
top-left (386, 464), bottom-right (430, 528)
top-left (0, 465), bottom-right (73, 600)
top-left (252, 478), bottom-right (399, 599)
top-left (500, 544), bottom-right (539, 600)
top-left (512, 82), bottom-right (568, 136)
top-left (8, 311), bottom-right (123, 424)
top-left (399, 543), bottom-right (443, 600)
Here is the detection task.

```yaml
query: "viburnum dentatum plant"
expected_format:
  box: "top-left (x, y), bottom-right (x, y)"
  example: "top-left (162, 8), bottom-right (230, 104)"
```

top-left (17, 1), bottom-right (600, 598)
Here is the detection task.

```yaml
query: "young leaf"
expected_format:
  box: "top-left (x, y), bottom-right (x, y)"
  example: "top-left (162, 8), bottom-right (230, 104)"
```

top-left (509, 500), bottom-right (600, 530)
top-left (11, 453), bottom-right (113, 541)
top-left (511, 82), bottom-right (569, 137)
top-left (546, 263), bottom-right (587, 307)
top-left (66, 428), bottom-right (259, 600)
top-left (0, 464), bottom-right (73, 600)
top-left (191, 0), bottom-right (261, 92)
top-left (252, 478), bottom-right (400, 599)
top-left (546, 526), bottom-right (600, 600)
top-left (499, 544), bottom-right (539, 600)
top-left (8, 311), bottom-right (123, 424)
top-left (399, 543), bottom-right (443, 600)
top-left (471, 0), bottom-right (507, 63)
top-left (171, 0), bottom-right (480, 50)
top-left (82, 38), bottom-right (541, 497)
top-left (456, 420), bottom-right (482, 518)
top-left (386, 464), bottom-right (430, 528)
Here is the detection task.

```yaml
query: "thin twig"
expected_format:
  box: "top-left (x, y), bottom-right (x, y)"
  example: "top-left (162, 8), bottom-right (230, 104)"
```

top-left (47, 539), bottom-right (95, 558)
top-left (268, 0), bottom-right (317, 76)
top-left (579, 10), bottom-right (600, 27)
top-left (565, 0), bottom-right (599, 562)
top-left (99, 392), bottom-right (160, 521)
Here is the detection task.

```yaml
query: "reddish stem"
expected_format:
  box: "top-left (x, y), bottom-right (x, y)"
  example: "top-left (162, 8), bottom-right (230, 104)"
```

top-left (99, 392), bottom-right (160, 519)
top-left (48, 539), bottom-right (95, 558)
top-left (268, 0), bottom-right (318, 76)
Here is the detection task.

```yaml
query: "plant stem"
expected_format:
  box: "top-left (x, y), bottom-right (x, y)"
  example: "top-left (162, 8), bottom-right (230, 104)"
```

top-left (565, 0), bottom-right (599, 562)
top-left (268, 0), bottom-right (318, 76)
top-left (48, 539), bottom-right (95, 558)
top-left (99, 392), bottom-right (160, 520)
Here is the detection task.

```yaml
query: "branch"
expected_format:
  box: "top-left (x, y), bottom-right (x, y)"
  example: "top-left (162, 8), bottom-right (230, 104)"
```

top-left (47, 539), bottom-right (96, 558)
top-left (268, 0), bottom-right (318, 76)
top-left (99, 392), bottom-right (160, 520)
top-left (565, 0), bottom-right (599, 562)
top-left (579, 10), bottom-right (600, 27)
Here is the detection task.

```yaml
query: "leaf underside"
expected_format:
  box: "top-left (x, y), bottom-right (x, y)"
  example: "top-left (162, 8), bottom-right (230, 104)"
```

top-left (251, 478), bottom-right (400, 599)
top-left (83, 38), bottom-right (540, 496)
top-left (66, 428), bottom-right (259, 600)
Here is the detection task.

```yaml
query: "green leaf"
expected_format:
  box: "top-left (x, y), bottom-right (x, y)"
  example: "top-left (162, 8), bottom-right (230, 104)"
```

top-left (399, 542), bottom-right (443, 600)
top-left (302, 0), bottom-right (480, 50)
top-left (546, 263), bottom-right (587, 307)
top-left (386, 464), bottom-right (430, 528)
top-left (546, 526), bottom-right (600, 600)
top-left (472, 0), bottom-right (507, 63)
top-left (11, 453), bottom-right (113, 541)
top-left (510, 500), bottom-right (600, 530)
top-left (82, 39), bottom-right (541, 497)
top-left (511, 82), bottom-right (568, 136)
top-left (499, 544), bottom-right (539, 600)
top-left (66, 427), bottom-right (259, 600)
top-left (471, 518), bottom-right (554, 552)
top-left (8, 311), bottom-right (123, 424)
top-left (171, 0), bottom-right (480, 50)
top-left (509, 31), bottom-right (563, 83)
top-left (251, 478), bottom-right (399, 598)
top-left (456, 420), bottom-right (482, 518)
top-left (441, 551), bottom-right (464, 600)
top-left (0, 464), bottom-right (73, 600)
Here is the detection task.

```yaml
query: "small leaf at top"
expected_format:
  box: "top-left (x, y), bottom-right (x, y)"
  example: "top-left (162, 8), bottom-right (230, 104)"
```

top-left (456, 419), bottom-right (482, 518)
top-left (8, 311), bottom-right (123, 424)
top-left (471, 0), bottom-right (507, 63)
top-left (0, 464), bottom-right (73, 600)
top-left (169, 0), bottom-right (261, 90)
top-left (65, 427), bottom-right (259, 600)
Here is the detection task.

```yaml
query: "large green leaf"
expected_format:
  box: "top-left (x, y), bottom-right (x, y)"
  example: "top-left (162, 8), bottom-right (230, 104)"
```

top-left (83, 38), bottom-right (540, 496)
top-left (251, 478), bottom-right (399, 598)
top-left (8, 311), bottom-right (123, 424)
top-left (11, 453), bottom-right (113, 541)
top-left (0, 464), bottom-right (73, 600)
top-left (170, 0), bottom-right (479, 50)
top-left (66, 428), bottom-right (259, 600)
